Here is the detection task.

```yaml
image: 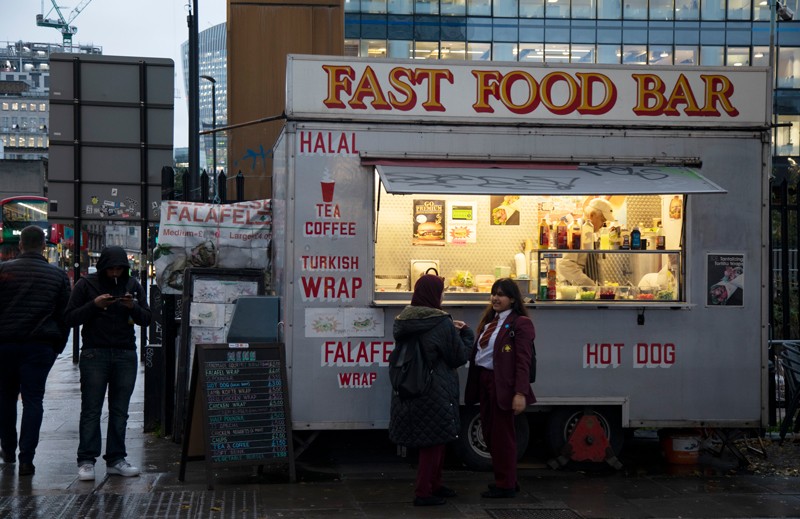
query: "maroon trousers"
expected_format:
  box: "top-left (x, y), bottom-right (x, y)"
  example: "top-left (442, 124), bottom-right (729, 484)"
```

top-left (478, 367), bottom-right (518, 489)
top-left (415, 443), bottom-right (446, 498)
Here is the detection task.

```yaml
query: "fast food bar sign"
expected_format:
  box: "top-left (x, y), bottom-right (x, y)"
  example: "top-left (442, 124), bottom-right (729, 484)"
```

top-left (286, 55), bottom-right (769, 126)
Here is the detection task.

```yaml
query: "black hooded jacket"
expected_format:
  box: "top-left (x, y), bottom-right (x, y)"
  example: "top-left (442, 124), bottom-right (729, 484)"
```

top-left (0, 251), bottom-right (71, 352)
top-left (64, 246), bottom-right (151, 350)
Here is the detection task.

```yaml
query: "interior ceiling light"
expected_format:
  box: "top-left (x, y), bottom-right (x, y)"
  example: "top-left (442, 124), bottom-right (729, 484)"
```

top-left (660, 51), bottom-right (669, 58)
top-left (755, 52), bottom-right (765, 58)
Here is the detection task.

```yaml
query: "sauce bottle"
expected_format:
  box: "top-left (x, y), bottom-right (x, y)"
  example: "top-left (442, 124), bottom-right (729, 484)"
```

top-left (538, 218), bottom-right (549, 249)
top-left (571, 220), bottom-right (581, 249)
top-left (631, 224), bottom-right (642, 250)
top-left (538, 260), bottom-right (548, 300)
top-left (581, 220), bottom-right (594, 250)
top-left (546, 257), bottom-right (557, 300)
top-left (556, 218), bottom-right (569, 249)
top-left (598, 223), bottom-right (610, 250)
top-left (656, 223), bottom-right (666, 250)
top-left (620, 226), bottom-right (630, 250)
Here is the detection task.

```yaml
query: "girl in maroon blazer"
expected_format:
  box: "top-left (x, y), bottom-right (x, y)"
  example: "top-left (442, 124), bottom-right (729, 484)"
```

top-left (464, 278), bottom-right (535, 498)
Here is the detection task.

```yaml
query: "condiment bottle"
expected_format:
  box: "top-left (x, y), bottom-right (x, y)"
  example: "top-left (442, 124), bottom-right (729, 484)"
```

top-left (656, 223), bottom-right (666, 250)
top-left (547, 258), bottom-right (557, 300)
top-left (581, 220), bottom-right (595, 250)
top-left (538, 218), bottom-right (549, 248)
top-left (556, 218), bottom-right (569, 249)
top-left (631, 224), bottom-right (642, 250)
top-left (571, 220), bottom-right (581, 249)
top-left (620, 226), bottom-right (630, 250)
top-left (598, 223), bottom-right (610, 250)
top-left (538, 260), bottom-right (548, 300)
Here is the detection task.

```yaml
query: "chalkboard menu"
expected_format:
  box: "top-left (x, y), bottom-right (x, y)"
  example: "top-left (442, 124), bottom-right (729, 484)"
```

top-left (179, 343), bottom-right (294, 487)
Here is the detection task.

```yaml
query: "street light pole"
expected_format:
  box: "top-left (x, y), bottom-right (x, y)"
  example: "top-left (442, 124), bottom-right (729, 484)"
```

top-left (200, 75), bottom-right (217, 202)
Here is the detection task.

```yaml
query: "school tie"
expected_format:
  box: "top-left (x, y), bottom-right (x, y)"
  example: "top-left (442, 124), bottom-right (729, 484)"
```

top-left (479, 315), bottom-right (499, 349)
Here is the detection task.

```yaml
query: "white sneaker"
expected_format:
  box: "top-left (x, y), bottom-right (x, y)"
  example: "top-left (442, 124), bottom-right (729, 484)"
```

top-left (107, 459), bottom-right (140, 477)
top-left (78, 463), bottom-right (95, 481)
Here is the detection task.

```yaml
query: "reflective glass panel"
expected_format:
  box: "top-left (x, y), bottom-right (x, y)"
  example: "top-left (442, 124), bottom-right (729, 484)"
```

top-left (701, 0), bottom-right (724, 20)
top-left (493, 42), bottom-right (519, 60)
top-left (441, 0), bottom-right (467, 14)
top-left (546, 0), bottom-right (570, 18)
top-left (597, 44), bottom-right (621, 62)
top-left (649, 45), bottom-right (673, 64)
top-left (573, 0), bottom-right (596, 18)
top-left (389, 0), bottom-right (414, 13)
top-left (699, 46), bottom-right (724, 65)
top-left (675, 0), bottom-right (699, 19)
top-left (441, 41), bottom-right (469, 58)
top-left (388, 40), bottom-right (414, 57)
top-left (674, 45), bottom-right (698, 64)
top-left (726, 46), bottom-right (750, 66)
top-left (727, 0), bottom-right (751, 20)
top-left (778, 47), bottom-right (800, 88)
top-left (623, 0), bottom-right (647, 19)
top-left (650, 0), bottom-right (673, 20)
top-left (416, 0), bottom-right (439, 14)
top-left (519, 43), bottom-right (545, 61)
top-left (520, 0), bottom-right (545, 17)
top-left (414, 41), bottom-right (440, 58)
top-left (495, 0), bottom-right (519, 16)
top-left (621, 44), bottom-right (646, 63)
top-left (468, 0), bottom-right (492, 15)
top-left (776, 115), bottom-right (800, 156)
top-left (467, 42), bottom-right (492, 59)
top-left (545, 43), bottom-right (571, 62)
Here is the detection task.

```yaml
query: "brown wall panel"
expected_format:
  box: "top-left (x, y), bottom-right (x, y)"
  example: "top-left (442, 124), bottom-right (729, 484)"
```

top-left (228, 0), bottom-right (343, 200)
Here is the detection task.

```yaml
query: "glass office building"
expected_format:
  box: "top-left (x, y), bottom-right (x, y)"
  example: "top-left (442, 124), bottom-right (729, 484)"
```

top-left (343, 0), bottom-right (800, 158)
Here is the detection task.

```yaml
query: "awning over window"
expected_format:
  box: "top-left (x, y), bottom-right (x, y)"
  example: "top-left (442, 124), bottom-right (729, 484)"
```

top-left (370, 160), bottom-right (726, 196)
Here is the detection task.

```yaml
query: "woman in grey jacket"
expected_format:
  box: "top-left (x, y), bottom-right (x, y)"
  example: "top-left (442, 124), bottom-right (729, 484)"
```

top-left (388, 274), bottom-right (474, 506)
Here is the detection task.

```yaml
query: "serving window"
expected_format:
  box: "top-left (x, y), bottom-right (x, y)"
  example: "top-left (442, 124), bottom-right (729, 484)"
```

top-left (370, 161), bottom-right (725, 305)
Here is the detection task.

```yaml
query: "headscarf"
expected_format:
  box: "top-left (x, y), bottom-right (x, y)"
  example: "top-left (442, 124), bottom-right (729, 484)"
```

top-left (410, 274), bottom-right (444, 309)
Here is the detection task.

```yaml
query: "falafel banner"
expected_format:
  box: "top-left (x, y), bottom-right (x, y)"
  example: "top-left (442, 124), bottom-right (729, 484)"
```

top-left (155, 200), bottom-right (272, 294)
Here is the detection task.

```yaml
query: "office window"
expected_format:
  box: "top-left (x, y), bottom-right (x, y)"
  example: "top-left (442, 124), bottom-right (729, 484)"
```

top-left (495, 0), bottom-right (518, 16)
top-left (622, 44), bottom-right (647, 63)
top-left (598, 0), bottom-right (621, 19)
top-left (520, 18), bottom-right (545, 39)
top-left (345, 0), bottom-right (362, 12)
top-left (546, 0), bottom-right (569, 18)
top-left (572, 20), bottom-right (597, 42)
top-left (345, 39), bottom-right (360, 56)
top-left (415, 15), bottom-right (441, 39)
top-left (441, 16), bottom-right (467, 39)
top-left (1, 117), bottom-right (6, 128)
top-left (0, 136), bottom-right (5, 147)
top-left (753, 0), bottom-right (770, 21)
top-left (389, 0), bottom-right (414, 13)
top-left (675, 45), bottom-right (698, 64)
top-left (361, 39), bottom-right (388, 56)
top-left (468, 0), bottom-right (491, 15)
top-left (520, 0), bottom-right (544, 17)
top-left (388, 14), bottom-right (415, 38)
top-left (623, 0), bottom-right (647, 19)
top-left (650, 0), bottom-right (673, 20)
top-left (493, 42), bottom-right (518, 60)
top-left (28, 137), bottom-right (35, 147)
top-left (9, 136), bottom-right (16, 147)
top-left (752, 46), bottom-right (769, 67)
top-left (727, 0), bottom-right (751, 20)
top-left (441, 41), bottom-right (468, 58)
top-left (519, 43), bottom-right (545, 61)
top-left (441, 0), bottom-right (467, 14)
top-left (649, 45), bottom-right (673, 64)
top-left (545, 43), bottom-right (571, 62)
top-left (675, 0), bottom-right (699, 19)
top-left (726, 46), bottom-right (750, 66)
top-left (467, 16), bottom-right (493, 39)
top-left (416, 0), bottom-right (439, 14)
top-left (573, 0), bottom-right (596, 18)
top-left (11, 103), bottom-right (18, 111)
top-left (778, 47), bottom-right (800, 88)
top-left (571, 44), bottom-right (596, 61)
top-left (29, 104), bottom-right (37, 112)
top-left (467, 42), bottom-right (492, 59)
top-left (700, 46), bottom-right (724, 65)
top-left (1, 103), bottom-right (7, 111)
top-left (415, 41), bottom-right (440, 58)
top-left (701, 0), bottom-right (724, 20)
top-left (363, 0), bottom-right (388, 12)
top-left (776, 115), bottom-right (800, 155)
top-left (494, 18), bottom-right (519, 40)
top-left (37, 136), bottom-right (45, 148)
top-left (19, 103), bottom-right (26, 111)
top-left (387, 40), bottom-right (414, 59)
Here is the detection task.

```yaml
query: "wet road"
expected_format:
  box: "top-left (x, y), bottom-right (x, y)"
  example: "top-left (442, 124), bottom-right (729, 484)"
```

top-left (1, 344), bottom-right (800, 518)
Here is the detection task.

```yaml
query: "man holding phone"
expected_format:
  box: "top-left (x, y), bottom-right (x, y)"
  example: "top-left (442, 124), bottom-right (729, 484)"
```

top-left (64, 246), bottom-right (151, 482)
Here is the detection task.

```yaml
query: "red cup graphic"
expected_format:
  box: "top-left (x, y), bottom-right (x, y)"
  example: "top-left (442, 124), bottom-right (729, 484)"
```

top-left (321, 181), bottom-right (335, 203)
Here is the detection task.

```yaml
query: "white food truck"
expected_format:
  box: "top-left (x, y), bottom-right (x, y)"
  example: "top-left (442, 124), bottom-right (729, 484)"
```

top-left (270, 55), bottom-right (770, 468)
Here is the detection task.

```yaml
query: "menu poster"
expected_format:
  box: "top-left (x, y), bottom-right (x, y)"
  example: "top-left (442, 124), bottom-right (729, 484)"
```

top-left (447, 200), bottom-right (477, 244)
top-left (706, 253), bottom-right (745, 307)
top-left (413, 199), bottom-right (446, 246)
top-left (180, 343), bottom-right (295, 487)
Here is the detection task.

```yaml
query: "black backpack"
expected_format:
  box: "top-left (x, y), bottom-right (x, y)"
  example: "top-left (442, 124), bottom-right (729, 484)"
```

top-left (389, 335), bottom-right (432, 399)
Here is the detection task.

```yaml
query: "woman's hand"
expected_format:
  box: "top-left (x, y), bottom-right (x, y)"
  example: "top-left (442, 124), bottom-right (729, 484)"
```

top-left (453, 320), bottom-right (467, 330)
top-left (512, 393), bottom-right (526, 415)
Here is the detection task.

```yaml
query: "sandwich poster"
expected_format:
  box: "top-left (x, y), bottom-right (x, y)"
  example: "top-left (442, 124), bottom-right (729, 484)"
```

top-left (413, 199), bottom-right (445, 246)
top-left (490, 195), bottom-right (521, 225)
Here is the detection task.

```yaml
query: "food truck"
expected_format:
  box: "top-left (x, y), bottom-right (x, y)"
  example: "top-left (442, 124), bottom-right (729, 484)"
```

top-left (270, 55), bottom-right (770, 468)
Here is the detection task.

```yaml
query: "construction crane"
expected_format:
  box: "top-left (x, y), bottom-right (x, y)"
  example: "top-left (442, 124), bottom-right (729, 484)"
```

top-left (36, 0), bottom-right (94, 47)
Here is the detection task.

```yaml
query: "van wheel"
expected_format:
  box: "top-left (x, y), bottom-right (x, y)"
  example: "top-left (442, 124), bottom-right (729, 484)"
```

top-left (453, 406), bottom-right (530, 471)
top-left (545, 406), bottom-right (624, 460)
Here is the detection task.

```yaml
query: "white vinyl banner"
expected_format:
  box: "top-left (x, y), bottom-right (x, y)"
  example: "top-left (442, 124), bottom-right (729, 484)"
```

top-left (155, 200), bottom-right (272, 294)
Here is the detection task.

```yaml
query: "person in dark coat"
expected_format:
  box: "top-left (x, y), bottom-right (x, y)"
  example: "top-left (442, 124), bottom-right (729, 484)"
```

top-left (465, 278), bottom-right (535, 498)
top-left (0, 226), bottom-right (71, 476)
top-left (64, 246), bottom-right (151, 482)
top-left (388, 274), bottom-right (474, 506)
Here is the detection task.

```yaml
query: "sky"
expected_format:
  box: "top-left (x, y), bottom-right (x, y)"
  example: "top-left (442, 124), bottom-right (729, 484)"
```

top-left (2, 1), bottom-right (228, 148)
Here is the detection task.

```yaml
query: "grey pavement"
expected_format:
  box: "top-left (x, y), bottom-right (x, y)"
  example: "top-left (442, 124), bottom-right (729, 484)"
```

top-left (2, 345), bottom-right (800, 518)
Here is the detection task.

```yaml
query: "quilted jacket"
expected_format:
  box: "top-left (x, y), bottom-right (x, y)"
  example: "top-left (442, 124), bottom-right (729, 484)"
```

top-left (388, 306), bottom-right (475, 448)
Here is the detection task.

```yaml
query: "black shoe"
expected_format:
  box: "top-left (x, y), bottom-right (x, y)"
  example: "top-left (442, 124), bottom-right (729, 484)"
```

top-left (488, 482), bottom-right (520, 492)
top-left (413, 496), bottom-right (446, 506)
top-left (18, 463), bottom-right (35, 476)
top-left (432, 485), bottom-right (457, 498)
top-left (0, 449), bottom-right (15, 464)
top-left (481, 486), bottom-right (516, 498)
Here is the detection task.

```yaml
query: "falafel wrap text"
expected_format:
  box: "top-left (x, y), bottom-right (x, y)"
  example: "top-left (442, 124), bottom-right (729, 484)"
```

top-left (155, 200), bottom-right (272, 294)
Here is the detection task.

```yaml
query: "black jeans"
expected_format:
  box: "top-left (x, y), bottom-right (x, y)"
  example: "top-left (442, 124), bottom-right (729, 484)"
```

top-left (0, 342), bottom-right (57, 464)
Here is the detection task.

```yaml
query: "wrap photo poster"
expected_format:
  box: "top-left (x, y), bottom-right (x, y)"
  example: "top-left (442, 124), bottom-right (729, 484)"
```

top-left (490, 195), bottom-right (522, 225)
